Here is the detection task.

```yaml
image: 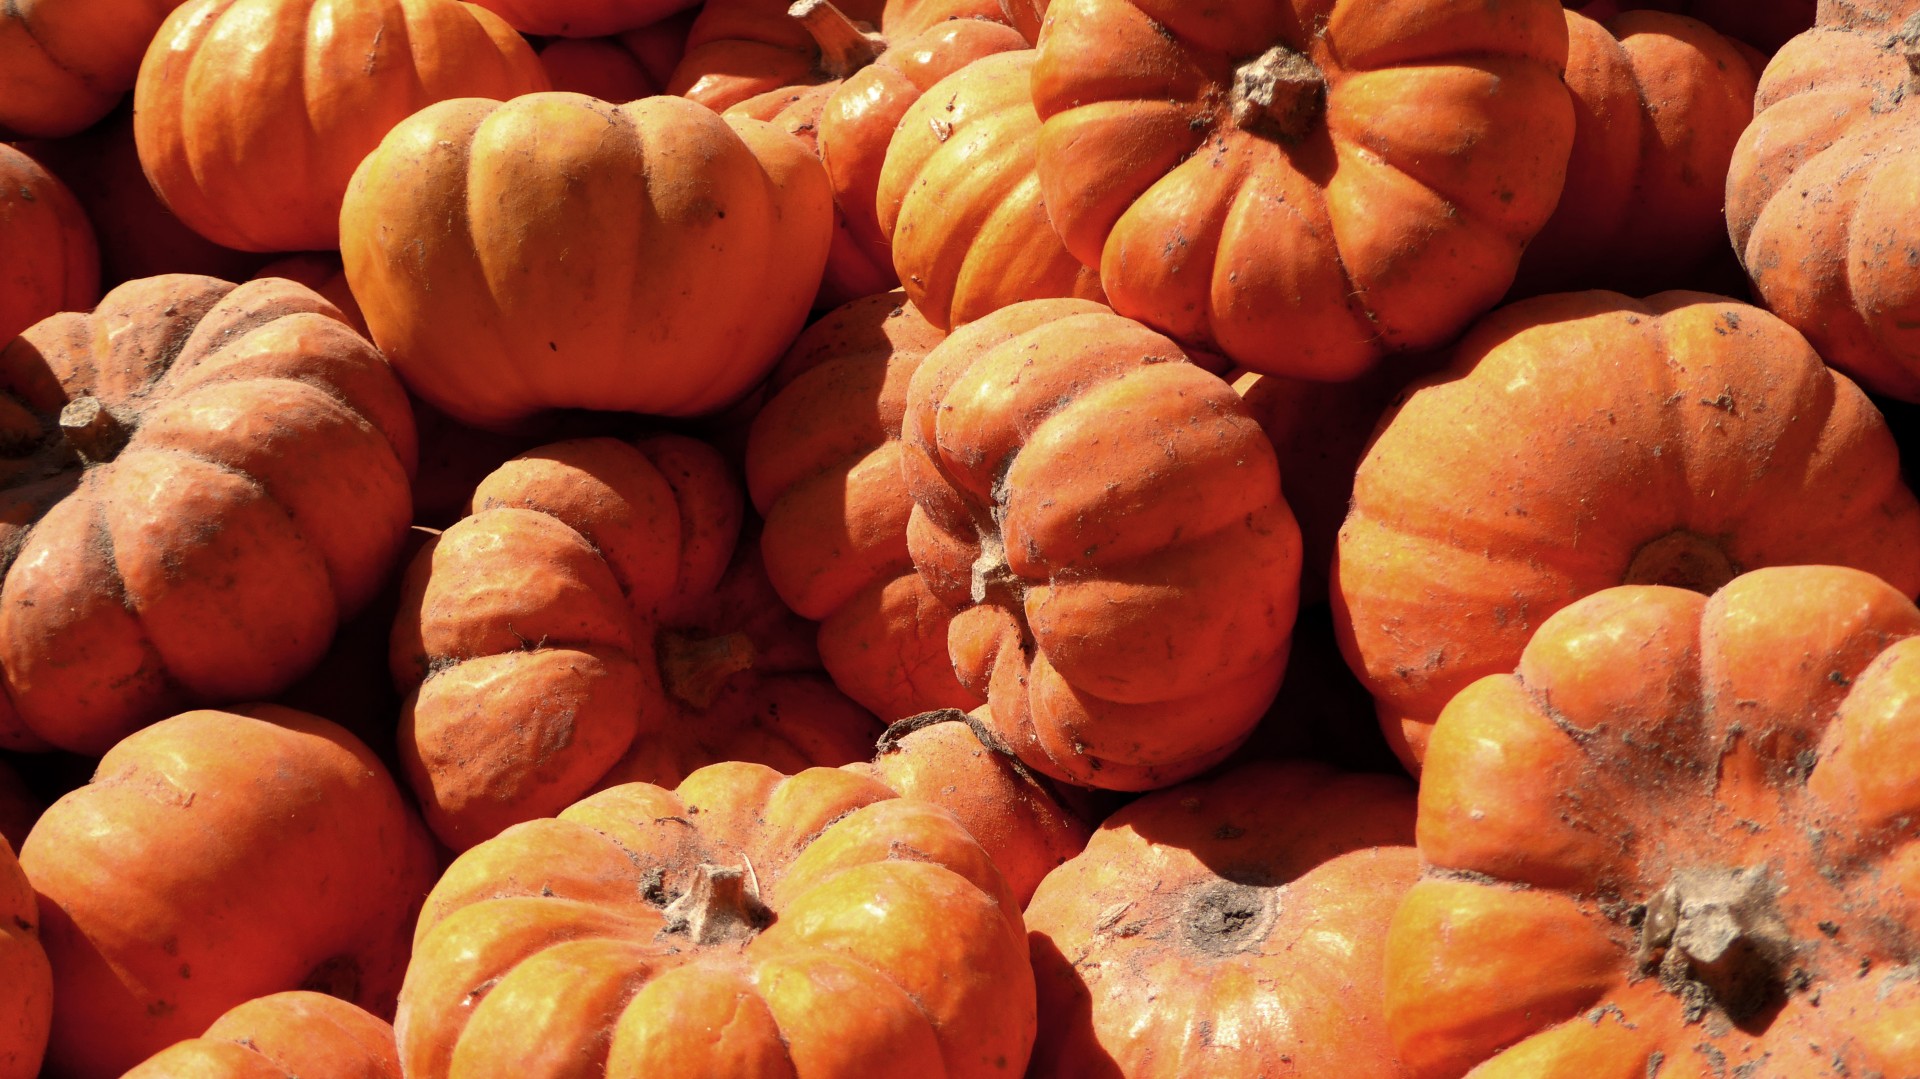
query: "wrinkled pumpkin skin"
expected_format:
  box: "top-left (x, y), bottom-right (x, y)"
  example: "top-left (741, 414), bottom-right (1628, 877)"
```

top-left (0, 835), bottom-right (50, 1079)
top-left (1388, 567), bottom-right (1920, 1077)
top-left (0, 144), bottom-right (99, 346)
top-left (1030, 0), bottom-right (1575, 379)
top-left (903, 298), bottom-right (1301, 789)
top-left (1334, 291), bottom-right (1920, 771)
top-left (397, 762), bottom-right (1036, 1077)
top-left (20, 705), bottom-right (437, 1079)
top-left (1028, 761), bottom-right (1417, 1077)
top-left (0, 274), bottom-right (417, 755)
top-left (341, 92), bottom-right (832, 431)
top-left (120, 991), bottom-right (400, 1079)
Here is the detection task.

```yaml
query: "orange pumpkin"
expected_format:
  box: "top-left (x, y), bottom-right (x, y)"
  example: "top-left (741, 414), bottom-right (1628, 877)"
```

top-left (1028, 761), bottom-right (1416, 1076)
top-left (0, 834), bottom-right (49, 1079)
top-left (393, 434), bottom-right (879, 850)
top-left (1334, 291), bottom-right (1920, 772)
top-left (1727, 6), bottom-right (1920, 400)
top-left (252, 253), bottom-right (366, 336)
top-left (341, 92), bottom-right (832, 431)
top-left (469, 0), bottom-right (690, 35)
top-left (1513, 6), bottom-right (1760, 296)
top-left (537, 37), bottom-right (662, 99)
top-left (0, 143), bottom-right (98, 345)
top-left (1596, 0), bottom-right (1815, 53)
top-left (20, 705), bottom-right (436, 1079)
top-left (903, 298), bottom-right (1301, 789)
top-left (396, 762), bottom-right (1036, 1076)
top-left (747, 291), bottom-right (982, 721)
top-left (120, 992), bottom-right (399, 1079)
top-left (1387, 566), bottom-right (1920, 1076)
top-left (877, 50), bottom-right (1106, 330)
top-left (0, 274), bottom-right (416, 754)
top-left (1030, 0), bottom-right (1576, 380)
top-left (0, 0), bottom-right (181, 138)
top-left (133, 0), bottom-right (549, 253)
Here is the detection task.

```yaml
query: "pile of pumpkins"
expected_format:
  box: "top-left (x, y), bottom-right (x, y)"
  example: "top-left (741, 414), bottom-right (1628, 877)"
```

top-left (6, 0), bottom-right (1920, 1074)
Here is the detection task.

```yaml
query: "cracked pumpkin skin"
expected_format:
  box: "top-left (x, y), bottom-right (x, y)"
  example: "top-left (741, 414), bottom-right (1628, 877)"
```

top-left (396, 762), bottom-right (1035, 1077)
top-left (1028, 0), bottom-right (1575, 380)
top-left (1387, 566), bottom-right (1920, 1078)
top-left (1332, 291), bottom-right (1920, 772)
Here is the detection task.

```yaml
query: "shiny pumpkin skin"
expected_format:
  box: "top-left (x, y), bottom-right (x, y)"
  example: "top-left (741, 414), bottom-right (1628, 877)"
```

top-left (1727, 8), bottom-right (1920, 400)
top-left (341, 92), bottom-right (831, 431)
top-left (0, 144), bottom-right (99, 346)
top-left (0, 274), bottom-right (417, 754)
top-left (0, 0), bottom-right (180, 138)
top-left (1028, 761), bottom-right (1417, 1077)
top-left (396, 762), bottom-right (1036, 1077)
top-left (1514, 6), bottom-right (1760, 296)
top-left (747, 291), bottom-right (982, 721)
top-left (120, 991), bottom-right (400, 1079)
top-left (133, 0), bottom-right (549, 253)
top-left (1029, 0), bottom-right (1575, 380)
top-left (1333, 291), bottom-right (1920, 772)
top-left (1387, 567), bottom-right (1920, 1077)
top-left (903, 298), bottom-right (1301, 790)
top-left (878, 50), bottom-right (1105, 330)
top-left (19, 705), bottom-right (436, 1079)
top-left (0, 835), bottom-right (49, 1079)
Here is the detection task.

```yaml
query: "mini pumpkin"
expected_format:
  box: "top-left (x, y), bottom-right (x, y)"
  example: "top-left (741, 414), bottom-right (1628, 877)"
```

top-left (0, 834), bottom-right (49, 1079)
top-left (0, 143), bottom-right (98, 345)
top-left (120, 992), bottom-right (399, 1079)
top-left (396, 762), bottom-right (1036, 1076)
top-left (1387, 566), bottom-right (1920, 1076)
top-left (0, 0), bottom-right (179, 138)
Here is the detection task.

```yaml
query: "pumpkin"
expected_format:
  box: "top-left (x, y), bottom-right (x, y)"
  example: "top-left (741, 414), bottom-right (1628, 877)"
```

top-left (19, 704), bottom-right (436, 1079)
top-left (1387, 566), bottom-right (1920, 1077)
top-left (120, 992), bottom-right (399, 1079)
top-left (1344, 289), bottom-right (1920, 767)
top-left (903, 298), bottom-right (1301, 789)
top-left (1593, 0), bottom-right (1816, 53)
top-left (469, 0), bottom-right (691, 35)
top-left (852, 706), bottom-right (1098, 906)
top-left (877, 50), bottom-right (1106, 330)
top-left (1513, 6), bottom-right (1760, 297)
top-left (0, 274), bottom-right (416, 754)
top-left (1029, 0), bottom-right (1576, 380)
top-left (252, 253), bottom-right (366, 336)
top-left (0, 0), bottom-right (180, 138)
top-left (1028, 761), bottom-right (1416, 1076)
top-left (396, 761), bottom-right (1036, 1076)
top-left (1727, 6), bottom-right (1920, 400)
top-left (393, 434), bottom-right (879, 850)
top-left (747, 290), bottom-right (982, 721)
top-left (537, 37), bottom-right (662, 99)
top-left (1335, 291), bottom-right (1920, 772)
top-left (11, 106), bottom-right (261, 289)
top-left (341, 92), bottom-right (832, 431)
top-left (133, 0), bottom-right (549, 253)
top-left (0, 143), bottom-right (98, 346)
top-left (0, 834), bottom-right (49, 1079)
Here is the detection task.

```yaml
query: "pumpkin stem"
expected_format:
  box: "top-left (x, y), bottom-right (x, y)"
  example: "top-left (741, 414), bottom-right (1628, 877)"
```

top-left (1898, 13), bottom-right (1920, 84)
top-left (658, 858), bottom-right (774, 947)
top-left (1636, 866), bottom-right (1797, 1025)
top-left (1179, 880), bottom-right (1278, 957)
top-left (1230, 44), bottom-right (1326, 143)
top-left (59, 396), bottom-right (130, 465)
top-left (1622, 530), bottom-right (1739, 594)
top-left (789, 0), bottom-right (886, 79)
top-left (658, 629), bottom-right (757, 711)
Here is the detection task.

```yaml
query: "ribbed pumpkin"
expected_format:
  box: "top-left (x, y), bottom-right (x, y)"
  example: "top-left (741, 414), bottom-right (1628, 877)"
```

top-left (747, 291), bottom-right (982, 721)
top-left (252, 253), bottom-right (366, 336)
top-left (0, 0), bottom-right (180, 138)
top-left (1602, 0), bottom-right (1815, 52)
top-left (133, 0), bottom-right (549, 253)
top-left (1028, 761), bottom-right (1417, 1077)
top-left (396, 762), bottom-right (1036, 1076)
top-left (20, 705), bottom-right (436, 1079)
top-left (1334, 291), bottom-right (1920, 772)
top-left (120, 992), bottom-right (399, 1079)
top-left (393, 434), bottom-right (878, 850)
top-left (0, 834), bottom-right (49, 1079)
top-left (903, 298), bottom-right (1301, 789)
top-left (1030, 0), bottom-right (1576, 380)
top-left (1514, 5), bottom-right (1760, 296)
top-left (1727, 5), bottom-right (1920, 400)
top-left (0, 143), bottom-right (98, 345)
top-left (0, 274), bottom-right (416, 754)
top-left (877, 50), bottom-right (1105, 330)
top-left (341, 92), bottom-right (832, 431)
top-left (1387, 567), bottom-right (1920, 1077)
